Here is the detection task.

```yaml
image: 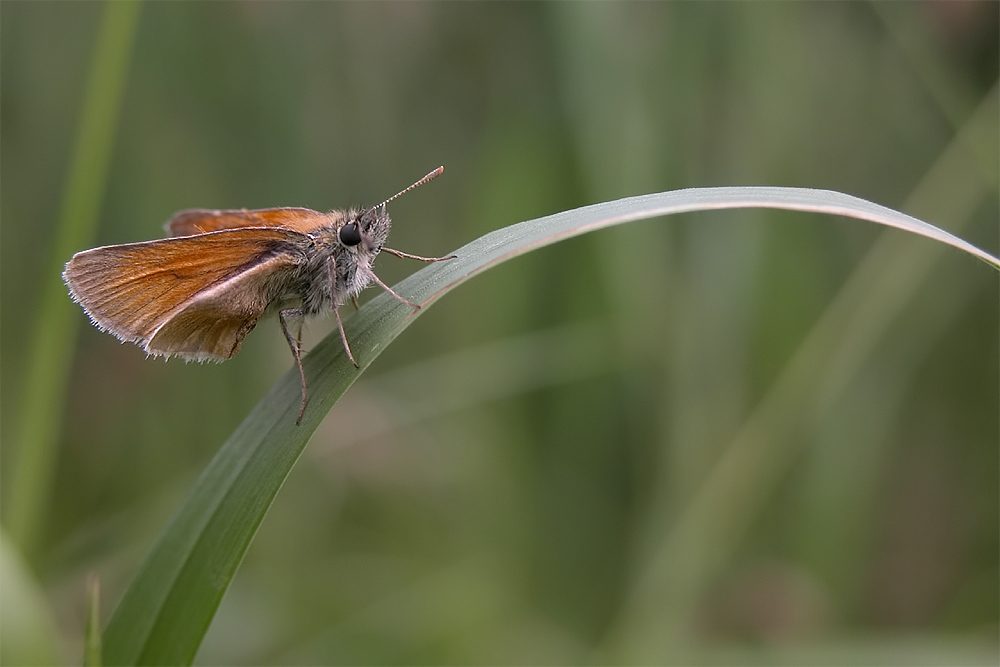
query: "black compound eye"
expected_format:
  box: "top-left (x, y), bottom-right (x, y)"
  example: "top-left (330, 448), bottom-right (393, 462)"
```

top-left (339, 222), bottom-right (362, 247)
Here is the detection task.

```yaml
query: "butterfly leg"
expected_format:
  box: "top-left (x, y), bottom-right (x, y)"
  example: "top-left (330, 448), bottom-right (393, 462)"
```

top-left (333, 306), bottom-right (359, 368)
top-left (365, 269), bottom-right (420, 310)
top-left (327, 255), bottom-right (361, 368)
top-left (279, 307), bottom-right (309, 423)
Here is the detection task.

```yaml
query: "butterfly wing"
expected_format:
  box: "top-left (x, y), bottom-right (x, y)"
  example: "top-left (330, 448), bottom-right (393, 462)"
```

top-left (64, 228), bottom-right (309, 361)
top-left (166, 207), bottom-right (339, 237)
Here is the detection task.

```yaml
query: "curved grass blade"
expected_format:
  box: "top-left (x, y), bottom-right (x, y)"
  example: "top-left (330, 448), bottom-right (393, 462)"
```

top-left (102, 187), bottom-right (998, 665)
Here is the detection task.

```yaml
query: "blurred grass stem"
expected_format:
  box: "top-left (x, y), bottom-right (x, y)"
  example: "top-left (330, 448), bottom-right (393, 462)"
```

top-left (5, 0), bottom-right (140, 554)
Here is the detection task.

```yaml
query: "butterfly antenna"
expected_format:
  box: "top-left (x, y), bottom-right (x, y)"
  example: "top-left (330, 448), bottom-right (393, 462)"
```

top-left (372, 166), bottom-right (444, 211)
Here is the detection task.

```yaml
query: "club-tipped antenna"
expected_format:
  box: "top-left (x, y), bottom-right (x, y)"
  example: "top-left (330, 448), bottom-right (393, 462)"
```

top-left (371, 166), bottom-right (444, 211)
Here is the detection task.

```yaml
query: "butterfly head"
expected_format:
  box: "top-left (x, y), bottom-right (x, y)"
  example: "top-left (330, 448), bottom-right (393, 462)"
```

top-left (338, 205), bottom-right (391, 257)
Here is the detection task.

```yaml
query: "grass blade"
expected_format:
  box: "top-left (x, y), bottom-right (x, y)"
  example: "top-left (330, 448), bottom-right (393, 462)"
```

top-left (102, 186), bottom-right (998, 664)
top-left (84, 575), bottom-right (102, 667)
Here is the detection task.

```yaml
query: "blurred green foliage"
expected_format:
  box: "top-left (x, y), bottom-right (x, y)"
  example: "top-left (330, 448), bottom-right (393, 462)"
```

top-left (1, 2), bottom-right (996, 664)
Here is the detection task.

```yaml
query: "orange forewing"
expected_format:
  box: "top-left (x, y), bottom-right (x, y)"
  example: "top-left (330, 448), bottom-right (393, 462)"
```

top-left (64, 228), bottom-right (308, 360)
top-left (166, 207), bottom-right (339, 237)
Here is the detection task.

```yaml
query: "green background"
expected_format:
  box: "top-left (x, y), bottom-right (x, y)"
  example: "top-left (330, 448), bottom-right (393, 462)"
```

top-left (2, 2), bottom-right (997, 664)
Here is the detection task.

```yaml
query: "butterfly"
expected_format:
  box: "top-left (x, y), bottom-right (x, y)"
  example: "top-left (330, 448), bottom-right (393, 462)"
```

top-left (63, 166), bottom-right (453, 422)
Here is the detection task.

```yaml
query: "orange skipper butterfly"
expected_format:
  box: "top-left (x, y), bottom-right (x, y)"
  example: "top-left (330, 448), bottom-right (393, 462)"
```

top-left (64, 167), bottom-right (452, 422)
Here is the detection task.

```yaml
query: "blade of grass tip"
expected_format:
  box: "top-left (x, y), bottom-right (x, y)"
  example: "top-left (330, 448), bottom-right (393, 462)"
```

top-left (4, 0), bottom-right (141, 555)
top-left (102, 176), bottom-right (998, 664)
top-left (84, 575), bottom-right (102, 667)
